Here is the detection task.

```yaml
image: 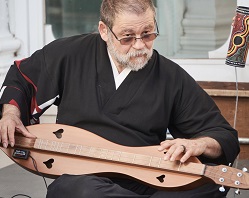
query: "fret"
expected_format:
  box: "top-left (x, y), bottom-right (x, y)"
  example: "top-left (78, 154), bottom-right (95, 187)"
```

top-left (97, 148), bottom-right (103, 158)
top-left (76, 145), bottom-right (82, 155)
top-left (106, 150), bottom-right (113, 161)
top-left (132, 154), bottom-right (136, 164)
top-left (118, 151), bottom-right (122, 162)
top-left (161, 160), bottom-right (180, 172)
top-left (47, 140), bottom-right (52, 150)
top-left (73, 144), bottom-right (78, 154)
top-left (93, 147), bottom-right (101, 158)
top-left (39, 139), bottom-right (48, 150)
top-left (41, 139), bottom-right (44, 149)
top-left (99, 148), bottom-right (108, 159)
top-left (48, 141), bottom-right (53, 151)
top-left (118, 152), bottom-right (133, 163)
top-left (68, 144), bottom-right (76, 154)
top-left (65, 143), bottom-right (69, 153)
top-left (88, 147), bottom-right (94, 157)
top-left (58, 142), bottom-right (63, 152)
top-left (149, 156), bottom-right (152, 166)
top-left (36, 139), bottom-right (41, 149)
top-left (74, 144), bottom-right (82, 155)
top-left (38, 139), bottom-right (44, 149)
top-left (60, 142), bottom-right (70, 153)
top-left (150, 157), bottom-right (161, 168)
top-left (89, 147), bottom-right (98, 158)
top-left (44, 140), bottom-right (49, 150)
top-left (38, 139), bottom-right (43, 149)
top-left (57, 142), bottom-right (62, 151)
top-left (68, 144), bottom-right (77, 154)
top-left (110, 151), bottom-right (122, 161)
top-left (134, 154), bottom-right (152, 166)
top-left (158, 157), bottom-right (162, 168)
top-left (51, 141), bottom-right (58, 151)
top-left (81, 145), bottom-right (91, 157)
top-left (105, 149), bottom-right (115, 161)
top-left (78, 145), bottom-right (83, 156)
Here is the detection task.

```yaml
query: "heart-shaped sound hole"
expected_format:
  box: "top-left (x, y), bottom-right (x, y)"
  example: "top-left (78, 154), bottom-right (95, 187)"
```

top-left (156, 175), bottom-right (166, 183)
top-left (53, 129), bottom-right (64, 139)
top-left (43, 158), bottom-right (54, 169)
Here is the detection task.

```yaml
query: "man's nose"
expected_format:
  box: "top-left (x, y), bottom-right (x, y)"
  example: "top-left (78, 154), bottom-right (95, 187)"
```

top-left (132, 38), bottom-right (146, 50)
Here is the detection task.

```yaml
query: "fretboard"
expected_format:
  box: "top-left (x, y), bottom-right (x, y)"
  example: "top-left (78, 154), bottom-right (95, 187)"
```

top-left (34, 138), bottom-right (205, 176)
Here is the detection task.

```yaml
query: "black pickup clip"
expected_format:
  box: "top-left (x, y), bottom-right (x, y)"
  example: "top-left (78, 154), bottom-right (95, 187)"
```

top-left (12, 148), bottom-right (30, 160)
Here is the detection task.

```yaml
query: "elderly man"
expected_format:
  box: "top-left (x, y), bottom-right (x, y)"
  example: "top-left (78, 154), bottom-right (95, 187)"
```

top-left (0, 0), bottom-right (239, 197)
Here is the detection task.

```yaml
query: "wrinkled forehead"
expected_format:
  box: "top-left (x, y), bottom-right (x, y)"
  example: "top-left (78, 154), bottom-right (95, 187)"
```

top-left (112, 8), bottom-right (155, 28)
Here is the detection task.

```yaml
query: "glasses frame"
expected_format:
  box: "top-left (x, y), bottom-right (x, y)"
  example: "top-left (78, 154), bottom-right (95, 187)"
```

top-left (108, 20), bottom-right (160, 45)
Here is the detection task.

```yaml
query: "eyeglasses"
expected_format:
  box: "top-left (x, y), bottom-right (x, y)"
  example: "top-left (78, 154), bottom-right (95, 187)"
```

top-left (108, 21), bottom-right (159, 45)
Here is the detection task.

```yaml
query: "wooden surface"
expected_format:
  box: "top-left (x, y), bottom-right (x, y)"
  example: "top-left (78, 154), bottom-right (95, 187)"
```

top-left (198, 81), bottom-right (249, 159)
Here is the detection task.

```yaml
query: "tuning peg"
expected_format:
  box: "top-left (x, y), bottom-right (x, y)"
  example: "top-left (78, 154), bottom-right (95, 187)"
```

top-left (242, 167), bottom-right (248, 172)
top-left (235, 189), bottom-right (240, 195)
top-left (219, 186), bottom-right (225, 192)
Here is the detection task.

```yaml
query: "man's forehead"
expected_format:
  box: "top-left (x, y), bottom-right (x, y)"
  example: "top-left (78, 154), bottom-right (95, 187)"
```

top-left (113, 9), bottom-right (155, 25)
top-left (113, 13), bottom-right (155, 30)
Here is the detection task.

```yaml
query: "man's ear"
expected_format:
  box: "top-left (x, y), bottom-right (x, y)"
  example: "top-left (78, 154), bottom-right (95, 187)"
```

top-left (98, 21), bottom-right (108, 42)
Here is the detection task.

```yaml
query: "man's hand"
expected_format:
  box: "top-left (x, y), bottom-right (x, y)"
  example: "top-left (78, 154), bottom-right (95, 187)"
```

top-left (0, 104), bottom-right (36, 148)
top-left (158, 137), bottom-right (222, 163)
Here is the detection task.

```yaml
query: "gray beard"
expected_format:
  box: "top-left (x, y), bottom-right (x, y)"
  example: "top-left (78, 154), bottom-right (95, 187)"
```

top-left (107, 34), bottom-right (153, 71)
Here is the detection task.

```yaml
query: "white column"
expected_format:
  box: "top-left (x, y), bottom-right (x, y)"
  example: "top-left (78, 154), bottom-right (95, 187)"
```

top-left (0, 0), bottom-right (21, 85)
top-left (178, 0), bottom-right (236, 58)
top-left (154, 0), bottom-right (185, 57)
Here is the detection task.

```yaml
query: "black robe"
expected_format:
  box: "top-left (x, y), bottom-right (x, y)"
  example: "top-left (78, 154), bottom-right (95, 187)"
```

top-left (0, 33), bottom-right (240, 165)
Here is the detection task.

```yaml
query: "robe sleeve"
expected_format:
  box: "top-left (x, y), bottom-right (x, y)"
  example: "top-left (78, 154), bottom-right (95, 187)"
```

top-left (0, 34), bottom-right (93, 126)
top-left (0, 48), bottom-right (60, 126)
top-left (168, 67), bottom-right (240, 165)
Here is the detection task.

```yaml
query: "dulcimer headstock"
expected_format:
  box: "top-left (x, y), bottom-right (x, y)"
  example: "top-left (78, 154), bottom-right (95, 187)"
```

top-left (204, 164), bottom-right (249, 190)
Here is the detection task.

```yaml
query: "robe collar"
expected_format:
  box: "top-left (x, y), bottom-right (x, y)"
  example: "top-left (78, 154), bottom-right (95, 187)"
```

top-left (95, 34), bottom-right (157, 112)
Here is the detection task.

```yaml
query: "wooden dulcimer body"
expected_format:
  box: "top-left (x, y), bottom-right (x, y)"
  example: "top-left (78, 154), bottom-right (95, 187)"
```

top-left (1, 123), bottom-right (249, 190)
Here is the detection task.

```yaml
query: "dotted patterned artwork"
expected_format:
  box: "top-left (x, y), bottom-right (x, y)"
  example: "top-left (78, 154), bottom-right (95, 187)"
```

top-left (226, 7), bottom-right (249, 67)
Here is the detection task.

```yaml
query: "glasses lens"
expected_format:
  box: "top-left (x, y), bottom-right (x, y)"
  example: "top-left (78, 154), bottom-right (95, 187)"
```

top-left (120, 37), bottom-right (135, 45)
top-left (142, 33), bottom-right (158, 42)
top-left (119, 33), bottom-right (158, 45)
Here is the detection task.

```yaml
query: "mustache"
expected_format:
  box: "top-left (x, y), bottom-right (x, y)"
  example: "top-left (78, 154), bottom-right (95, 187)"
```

top-left (126, 49), bottom-right (150, 57)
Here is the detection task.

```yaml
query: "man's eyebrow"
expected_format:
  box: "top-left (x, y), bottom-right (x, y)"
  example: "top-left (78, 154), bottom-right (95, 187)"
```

top-left (144, 24), bottom-right (154, 29)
